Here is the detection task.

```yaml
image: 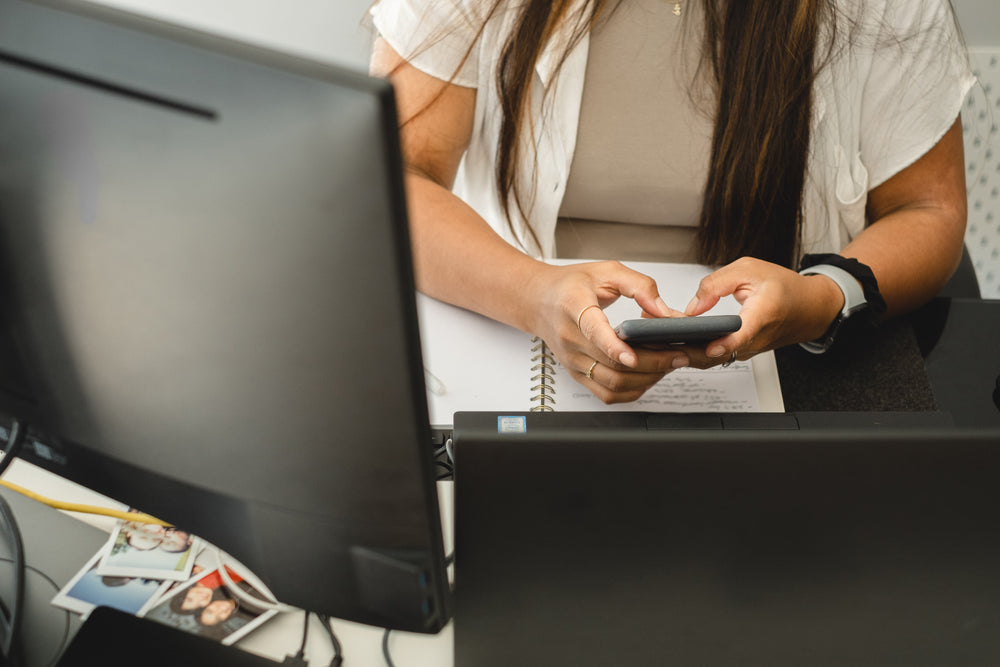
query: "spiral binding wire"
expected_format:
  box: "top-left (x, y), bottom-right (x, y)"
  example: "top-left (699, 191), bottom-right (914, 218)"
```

top-left (529, 336), bottom-right (556, 411)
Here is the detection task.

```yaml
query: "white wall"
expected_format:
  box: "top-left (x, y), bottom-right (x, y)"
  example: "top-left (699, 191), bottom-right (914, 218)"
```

top-left (85, 0), bottom-right (999, 66)
top-left (82, 0), bottom-right (376, 70)
top-left (955, 0), bottom-right (1000, 296)
top-left (954, 0), bottom-right (1000, 48)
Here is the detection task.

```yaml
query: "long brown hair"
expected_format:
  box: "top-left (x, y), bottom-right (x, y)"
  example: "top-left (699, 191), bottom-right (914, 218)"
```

top-left (495, 0), bottom-right (834, 266)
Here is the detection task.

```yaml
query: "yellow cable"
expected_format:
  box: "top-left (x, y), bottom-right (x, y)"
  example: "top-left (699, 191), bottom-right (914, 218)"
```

top-left (0, 479), bottom-right (171, 526)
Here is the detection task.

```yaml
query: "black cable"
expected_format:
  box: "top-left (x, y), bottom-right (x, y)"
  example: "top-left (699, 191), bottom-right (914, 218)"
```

top-left (316, 613), bottom-right (343, 667)
top-left (294, 611), bottom-right (310, 661)
top-left (435, 461), bottom-right (454, 480)
top-left (0, 492), bottom-right (25, 667)
top-left (0, 420), bottom-right (28, 667)
top-left (434, 440), bottom-right (455, 481)
top-left (0, 558), bottom-right (69, 667)
top-left (381, 627), bottom-right (396, 667)
top-left (0, 419), bottom-right (27, 478)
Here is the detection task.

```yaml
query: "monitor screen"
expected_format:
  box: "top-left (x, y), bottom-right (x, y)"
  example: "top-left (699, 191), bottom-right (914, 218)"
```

top-left (0, 0), bottom-right (449, 633)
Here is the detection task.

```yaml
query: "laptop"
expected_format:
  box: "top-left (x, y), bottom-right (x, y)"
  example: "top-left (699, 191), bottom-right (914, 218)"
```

top-left (452, 411), bottom-right (1000, 666)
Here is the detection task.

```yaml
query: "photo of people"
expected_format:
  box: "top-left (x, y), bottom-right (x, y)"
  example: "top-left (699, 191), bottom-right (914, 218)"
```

top-left (51, 551), bottom-right (169, 617)
top-left (97, 513), bottom-right (200, 581)
top-left (139, 566), bottom-right (277, 645)
top-left (157, 562), bottom-right (208, 598)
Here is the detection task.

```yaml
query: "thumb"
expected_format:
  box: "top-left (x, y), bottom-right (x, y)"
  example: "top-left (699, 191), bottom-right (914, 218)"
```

top-left (685, 268), bottom-right (743, 316)
top-left (609, 269), bottom-right (675, 318)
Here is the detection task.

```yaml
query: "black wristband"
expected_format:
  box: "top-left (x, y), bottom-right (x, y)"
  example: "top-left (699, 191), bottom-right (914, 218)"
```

top-left (799, 253), bottom-right (887, 325)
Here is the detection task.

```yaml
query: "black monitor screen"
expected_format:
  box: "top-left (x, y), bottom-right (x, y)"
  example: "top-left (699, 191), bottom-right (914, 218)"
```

top-left (0, 0), bottom-right (449, 633)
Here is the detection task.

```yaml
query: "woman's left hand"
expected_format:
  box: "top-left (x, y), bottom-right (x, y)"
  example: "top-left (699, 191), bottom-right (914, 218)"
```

top-left (680, 257), bottom-right (845, 367)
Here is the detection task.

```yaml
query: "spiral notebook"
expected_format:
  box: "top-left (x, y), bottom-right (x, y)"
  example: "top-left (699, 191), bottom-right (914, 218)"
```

top-left (417, 261), bottom-right (784, 426)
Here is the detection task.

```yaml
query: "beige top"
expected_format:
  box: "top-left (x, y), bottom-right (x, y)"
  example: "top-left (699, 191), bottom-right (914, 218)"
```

top-left (556, 1), bottom-right (713, 262)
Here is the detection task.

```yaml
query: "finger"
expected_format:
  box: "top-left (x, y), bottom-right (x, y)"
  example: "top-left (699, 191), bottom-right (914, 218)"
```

top-left (570, 347), bottom-right (685, 378)
top-left (702, 298), bottom-right (771, 358)
top-left (631, 347), bottom-right (692, 372)
top-left (640, 305), bottom-right (686, 319)
top-left (704, 333), bottom-right (743, 361)
top-left (599, 263), bottom-right (675, 318)
top-left (678, 342), bottom-right (741, 369)
top-left (578, 306), bottom-right (638, 368)
top-left (578, 364), bottom-right (668, 404)
top-left (682, 316), bottom-right (763, 368)
top-left (575, 345), bottom-right (689, 374)
top-left (586, 383), bottom-right (651, 405)
top-left (685, 262), bottom-right (750, 316)
top-left (583, 363), bottom-right (667, 390)
top-left (685, 282), bottom-right (726, 317)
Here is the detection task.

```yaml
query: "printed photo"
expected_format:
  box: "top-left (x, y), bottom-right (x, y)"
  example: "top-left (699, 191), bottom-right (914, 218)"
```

top-left (139, 566), bottom-right (277, 645)
top-left (96, 514), bottom-right (200, 581)
top-left (52, 550), bottom-right (169, 617)
top-left (155, 562), bottom-right (208, 599)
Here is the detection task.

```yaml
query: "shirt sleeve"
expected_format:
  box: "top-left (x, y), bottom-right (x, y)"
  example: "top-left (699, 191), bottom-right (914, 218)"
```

top-left (859, 0), bottom-right (976, 189)
top-left (369, 0), bottom-right (484, 88)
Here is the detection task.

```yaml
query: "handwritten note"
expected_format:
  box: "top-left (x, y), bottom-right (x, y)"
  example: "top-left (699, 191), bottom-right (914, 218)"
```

top-left (556, 362), bottom-right (759, 413)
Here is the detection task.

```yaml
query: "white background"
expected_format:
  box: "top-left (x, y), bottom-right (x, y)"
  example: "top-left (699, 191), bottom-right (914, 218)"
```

top-left (955, 0), bottom-right (1000, 47)
top-left (82, 0), bottom-right (377, 70)
top-left (80, 0), bottom-right (999, 64)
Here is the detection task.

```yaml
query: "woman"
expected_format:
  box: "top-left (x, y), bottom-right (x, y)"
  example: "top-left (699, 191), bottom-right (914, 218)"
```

top-left (169, 582), bottom-right (214, 614)
top-left (369, 0), bottom-right (973, 403)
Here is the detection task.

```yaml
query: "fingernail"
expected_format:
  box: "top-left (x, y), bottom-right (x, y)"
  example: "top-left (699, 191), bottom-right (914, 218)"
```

top-left (672, 356), bottom-right (689, 369)
top-left (706, 345), bottom-right (726, 358)
top-left (619, 351), bottom-right (637, 367)
top-left (685, 296), bottom-right (699, 314)
top-left (655, 297), bottom-right (670, 315)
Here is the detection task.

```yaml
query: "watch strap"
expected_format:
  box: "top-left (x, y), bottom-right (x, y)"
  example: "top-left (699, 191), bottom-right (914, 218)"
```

top-left (800, 264), bottom-right (868, 317)
top-left (798, 263), bottom-right (868, 354)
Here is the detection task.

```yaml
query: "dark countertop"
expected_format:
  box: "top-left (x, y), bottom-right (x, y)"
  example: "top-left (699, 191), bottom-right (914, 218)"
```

top-left (776, 297), bottom-right (1000, 428)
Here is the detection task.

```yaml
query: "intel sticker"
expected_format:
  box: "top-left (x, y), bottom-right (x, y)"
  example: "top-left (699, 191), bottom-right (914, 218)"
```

top-left (497, 416), bottom-right (527, 434)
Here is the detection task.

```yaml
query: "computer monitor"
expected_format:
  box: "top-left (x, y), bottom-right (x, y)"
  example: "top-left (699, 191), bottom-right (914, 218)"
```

top-left (0, 0), bottom-right (450, 633)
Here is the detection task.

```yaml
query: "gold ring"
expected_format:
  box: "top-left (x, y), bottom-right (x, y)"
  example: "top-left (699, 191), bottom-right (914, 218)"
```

top-left (576, 304), bottom-right (601, 330)
top-left (721, 350), bottom-right (738, 368)
top-left (585, 360), bottom-right (598, 379)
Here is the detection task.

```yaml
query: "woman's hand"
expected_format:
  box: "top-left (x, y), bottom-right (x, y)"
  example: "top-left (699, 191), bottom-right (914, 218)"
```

top-left (681, 257), bottom-right (844, 367)
top-left (676, 118), bottom-right (969, 369)
top-left (522, 261), bottom-right (692, 404)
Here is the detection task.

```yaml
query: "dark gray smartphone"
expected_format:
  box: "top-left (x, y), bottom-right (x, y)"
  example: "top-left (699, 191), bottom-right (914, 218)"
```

top-left (614, 315), bottom-right (742, 346)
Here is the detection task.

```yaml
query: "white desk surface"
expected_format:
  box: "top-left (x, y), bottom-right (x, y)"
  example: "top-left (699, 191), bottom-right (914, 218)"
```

top-left (4, 459), bottom-right (455, 667)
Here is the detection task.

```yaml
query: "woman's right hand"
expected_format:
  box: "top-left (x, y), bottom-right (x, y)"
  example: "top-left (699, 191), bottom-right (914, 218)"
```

top-left (522, 261), bottom-right (692, 404)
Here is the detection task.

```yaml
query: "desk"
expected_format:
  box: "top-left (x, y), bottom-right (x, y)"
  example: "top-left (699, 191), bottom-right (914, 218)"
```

top-left (778, 297), bottom-right (1000, 422)
top-left (0, 460), bottom-right (455, 667)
